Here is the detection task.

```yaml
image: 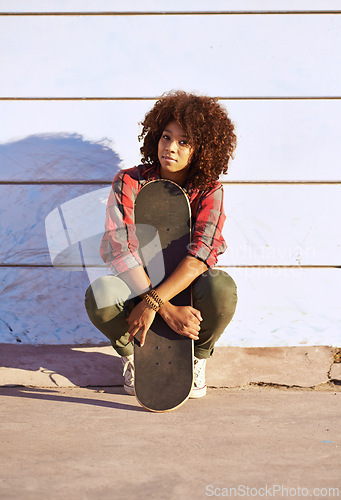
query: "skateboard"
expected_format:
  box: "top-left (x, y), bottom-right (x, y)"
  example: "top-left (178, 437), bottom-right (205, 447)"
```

top-left (133, 179), bottom-right (193, 412)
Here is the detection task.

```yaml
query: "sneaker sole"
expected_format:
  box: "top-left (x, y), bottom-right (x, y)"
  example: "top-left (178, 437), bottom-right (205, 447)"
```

top-left (189, 386), bottom-right (207, 399)
top-left (124, 385), bottom-right (135, 396)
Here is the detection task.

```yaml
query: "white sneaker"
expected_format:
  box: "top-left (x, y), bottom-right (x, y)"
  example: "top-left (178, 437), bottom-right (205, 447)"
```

top-left (121, 354), bottom-right (135, 395)
top-left (190, 356), bottom-right (207, 398)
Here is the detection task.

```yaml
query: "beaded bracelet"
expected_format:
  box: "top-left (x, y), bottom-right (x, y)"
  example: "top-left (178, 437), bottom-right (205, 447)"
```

top-left (143, 293), bottom-right (160, 312)
top-left (148, 289), bottom-right (164, 308)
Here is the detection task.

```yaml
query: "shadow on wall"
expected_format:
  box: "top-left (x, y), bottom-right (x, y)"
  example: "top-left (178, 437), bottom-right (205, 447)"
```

top-left (0, 133), bottom-right (119, 182)
top-left (0, 133), bottom-right (121, 345)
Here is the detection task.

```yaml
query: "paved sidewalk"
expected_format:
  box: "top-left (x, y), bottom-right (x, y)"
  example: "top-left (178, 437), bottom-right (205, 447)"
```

top-left (0, 385), bottom-right (340, 500)
top-left (1, 344), bottom-right (339, 388)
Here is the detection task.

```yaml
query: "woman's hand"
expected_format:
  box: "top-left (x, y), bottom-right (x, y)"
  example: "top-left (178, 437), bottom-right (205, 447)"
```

top-left (127, 300), bottom-right (156, 347)
top-left (158, 302), bottom-right (202, 340)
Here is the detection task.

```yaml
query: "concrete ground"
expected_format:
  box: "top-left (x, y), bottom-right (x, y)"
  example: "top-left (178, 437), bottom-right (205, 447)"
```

top-left (0, 385), bottom-right (340, 500)
top-left (1, 344), bottom-right (340, 389)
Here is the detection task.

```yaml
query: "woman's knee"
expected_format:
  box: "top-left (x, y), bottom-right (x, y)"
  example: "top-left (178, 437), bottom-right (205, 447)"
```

top-left (84, 275), bottom-right (132, 326)
top-left (193, 269), bottom-right (237, 314)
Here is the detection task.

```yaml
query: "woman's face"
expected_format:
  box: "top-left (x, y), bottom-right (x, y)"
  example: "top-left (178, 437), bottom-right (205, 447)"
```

top-left (157, 121), bottom-right (193, 185)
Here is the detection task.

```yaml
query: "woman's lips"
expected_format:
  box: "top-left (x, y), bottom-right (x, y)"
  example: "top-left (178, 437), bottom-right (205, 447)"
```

top-left (163, 155), bottom-right (176, 162)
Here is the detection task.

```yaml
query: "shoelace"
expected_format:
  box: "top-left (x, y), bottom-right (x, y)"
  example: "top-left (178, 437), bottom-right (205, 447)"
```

top-left (193, 358), bottom-right (206, 387)
top-left (122, 357), bottom-right (134, 385)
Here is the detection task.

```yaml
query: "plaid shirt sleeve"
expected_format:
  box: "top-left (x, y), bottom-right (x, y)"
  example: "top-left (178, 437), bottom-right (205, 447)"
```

top-left (188, 184), bottom-right (227, 269)
top-left (100, 169), bottom-right (143, 274)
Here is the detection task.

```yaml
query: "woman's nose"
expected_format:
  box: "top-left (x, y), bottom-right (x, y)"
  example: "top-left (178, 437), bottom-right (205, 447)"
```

top-left (166, 140), bottom-right (177, 152)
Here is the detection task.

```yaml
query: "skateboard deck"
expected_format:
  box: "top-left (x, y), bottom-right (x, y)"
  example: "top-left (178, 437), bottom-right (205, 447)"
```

top-left (134, 179), bottom-right (193, 412)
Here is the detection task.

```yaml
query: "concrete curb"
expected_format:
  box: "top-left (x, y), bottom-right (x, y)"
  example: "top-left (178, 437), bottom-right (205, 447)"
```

top-left (1, 344), bottom-right (340, 388)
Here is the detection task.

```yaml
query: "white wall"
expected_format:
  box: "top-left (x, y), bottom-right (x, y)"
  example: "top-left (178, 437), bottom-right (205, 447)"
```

top-left (0, 2), bottom-right (340, 347)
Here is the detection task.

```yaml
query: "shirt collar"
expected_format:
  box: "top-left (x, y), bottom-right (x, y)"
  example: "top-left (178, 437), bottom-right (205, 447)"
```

top-left (141, 163), bottom-right (196, 196)
top-left (142, 164), bottom-right (161, 181)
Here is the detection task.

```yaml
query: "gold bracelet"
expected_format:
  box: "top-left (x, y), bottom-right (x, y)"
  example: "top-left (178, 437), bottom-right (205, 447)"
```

top-left (147, 289), bottom-right (164, 308)
top-left (143, 293), bottom-right (159, 312)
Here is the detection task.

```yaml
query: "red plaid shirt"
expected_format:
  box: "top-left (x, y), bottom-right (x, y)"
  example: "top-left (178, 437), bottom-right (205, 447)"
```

top-left (100, 164), bottom-right (227, 273)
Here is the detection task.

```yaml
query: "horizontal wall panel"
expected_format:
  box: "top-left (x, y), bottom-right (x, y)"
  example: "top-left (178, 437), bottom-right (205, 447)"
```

top-left (220, 100), bottom-right (341, 182)
top-left (0, 266), bottom-right (103, 344)
top-left (1, 0), bottom-right (341, 14)
top-left (1, 184), bottom-right (340, 266)
top-left (0, 126), bottom-right (122, 182)
top-left (218, 267), bottom-right (341, 347)
top-left (0, 185), bottom-right (110, 266)
top-left (2, 99), bottom-right (341, 181)
top-left (0, 266), bottom-right (340, 346)
top-left (220, 184), bottom-right (341, 266)
top-left (1, 15), bottom-right (341, 97)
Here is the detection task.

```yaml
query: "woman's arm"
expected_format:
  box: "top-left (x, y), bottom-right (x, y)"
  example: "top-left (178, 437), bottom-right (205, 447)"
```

top-left (156, 255), bottom-right (208, 304)
top-left (100, 170), bottom-right (142, 275)
top-left (126, 256), bottom-right (207, 346)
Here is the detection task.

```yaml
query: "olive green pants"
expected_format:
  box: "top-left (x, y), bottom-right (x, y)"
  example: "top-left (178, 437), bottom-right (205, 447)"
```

top-left (84, 269), bottom-right (237, 359)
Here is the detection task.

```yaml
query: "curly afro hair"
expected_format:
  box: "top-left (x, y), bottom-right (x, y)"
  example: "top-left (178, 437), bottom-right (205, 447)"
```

top-left (139, 90), bottom-right (236, 190)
